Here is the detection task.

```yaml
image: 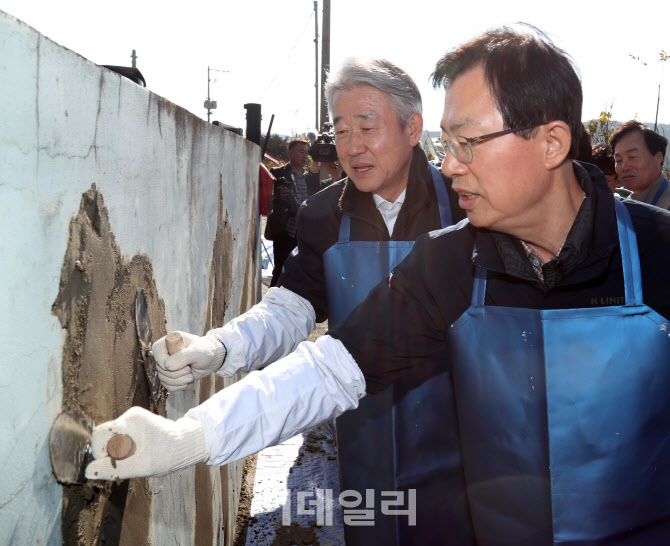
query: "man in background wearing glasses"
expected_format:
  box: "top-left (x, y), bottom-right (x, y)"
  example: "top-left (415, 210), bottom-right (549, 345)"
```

top-left (86, 26), bottom-right (670, 544)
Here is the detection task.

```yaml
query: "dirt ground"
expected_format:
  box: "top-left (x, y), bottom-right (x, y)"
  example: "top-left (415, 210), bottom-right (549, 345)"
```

top-left (232, 454), bottom-right (259, 546)
top-left (233, 277), bottom-right (329, 546)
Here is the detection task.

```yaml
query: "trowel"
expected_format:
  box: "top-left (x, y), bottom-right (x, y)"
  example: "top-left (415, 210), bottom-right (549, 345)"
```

top-left (134, 287), bottom-right (164, 409)
top-left (49, 331), bottom-right (186, 485)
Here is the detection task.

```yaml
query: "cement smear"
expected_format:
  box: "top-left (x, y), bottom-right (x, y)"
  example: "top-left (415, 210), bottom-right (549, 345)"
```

top-left (50, 177), bottom-right (256, 543)
top-left (52, 185), bottom-right (167, 545)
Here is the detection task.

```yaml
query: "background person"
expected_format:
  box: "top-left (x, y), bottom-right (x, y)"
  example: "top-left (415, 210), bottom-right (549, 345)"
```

top-left (611, 120), bottom-right (670, 209)
top-left (590, 141), bottom-right (630, 196)
top-left (266, 138), bottom-right (321, 286)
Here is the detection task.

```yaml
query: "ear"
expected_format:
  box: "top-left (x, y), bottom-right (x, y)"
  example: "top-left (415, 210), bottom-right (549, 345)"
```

top-left (653, 151), bottom-right (664, 170)
top-left (406, 112), bottom-right (424, 147)
top-left (541, 121), bottom-right (571, 170)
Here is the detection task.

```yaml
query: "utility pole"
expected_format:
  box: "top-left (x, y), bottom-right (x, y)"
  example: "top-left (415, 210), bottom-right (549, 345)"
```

top-left (319, 0), bottom-right (331, 130)
top-left (204, 67), bottom-right (228, 123)
top-left (204, 67), bottom-right (217, 123)
top-left (131, 49), bottom-right (137, 68)
top-left (313, 1), bottom-right (319, 130)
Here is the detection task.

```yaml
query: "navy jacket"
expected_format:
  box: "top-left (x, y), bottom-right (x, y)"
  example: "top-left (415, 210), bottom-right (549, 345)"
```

top-left (330, 162), bottom-right (670, 394)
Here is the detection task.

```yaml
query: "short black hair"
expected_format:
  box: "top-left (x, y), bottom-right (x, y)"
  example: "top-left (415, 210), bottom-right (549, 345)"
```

top-left (288, 138), bottom-right (309, 151)
top-left (610, 120), bottom-right (668, 161)
top-left (432, 26), bottom-right (583, 159)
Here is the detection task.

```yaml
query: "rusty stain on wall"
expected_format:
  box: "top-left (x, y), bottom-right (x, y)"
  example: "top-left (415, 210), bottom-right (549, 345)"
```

top-left (51, 185), bottom-right (167, 545)
top-left (239, 176), bottom-right (259, 314)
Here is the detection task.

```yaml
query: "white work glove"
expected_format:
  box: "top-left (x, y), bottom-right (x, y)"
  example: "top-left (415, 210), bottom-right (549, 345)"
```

top-left (85, 407), bottom-right (209, 480)
top-left (152, 331), bottom-right (227, 392)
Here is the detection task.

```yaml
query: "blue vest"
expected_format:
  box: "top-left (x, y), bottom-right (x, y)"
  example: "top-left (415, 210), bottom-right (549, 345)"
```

top-left (324, 166), bottom-right (474, 545)
top-left (447, 198), bottom-right (670, 544)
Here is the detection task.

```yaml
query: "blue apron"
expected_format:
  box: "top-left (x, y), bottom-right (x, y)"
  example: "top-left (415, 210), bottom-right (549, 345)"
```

top-left (324, 166), bottom-right (474, 545)
top-left (447, 198), bottom-right (670, 545)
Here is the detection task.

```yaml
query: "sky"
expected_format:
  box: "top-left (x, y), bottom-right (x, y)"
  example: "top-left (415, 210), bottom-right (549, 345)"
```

top-left (2, 0), bottom-right (669, 137)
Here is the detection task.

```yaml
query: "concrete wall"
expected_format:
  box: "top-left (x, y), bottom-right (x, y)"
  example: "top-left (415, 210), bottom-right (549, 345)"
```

top-left (0, 10), bottom-right (260, 545)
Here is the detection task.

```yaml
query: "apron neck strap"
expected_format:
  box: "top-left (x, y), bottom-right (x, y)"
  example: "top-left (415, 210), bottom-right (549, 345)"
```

top-left (429, 163), bottom-right (453, 229)
top-left (338, 214), bottom-right (352, 243)
top-left (614, 198), bottom-right (644, 305)
top-left (472, 266), bottom-right (488, 307)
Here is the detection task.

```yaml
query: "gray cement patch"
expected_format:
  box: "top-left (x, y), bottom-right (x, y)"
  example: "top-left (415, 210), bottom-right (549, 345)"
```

top-left (52, 184), bottom-right (167, 545)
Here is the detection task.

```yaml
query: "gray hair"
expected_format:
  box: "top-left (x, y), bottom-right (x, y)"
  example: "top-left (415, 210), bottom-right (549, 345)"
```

top-left (324, 58), bottom-right (422, 130)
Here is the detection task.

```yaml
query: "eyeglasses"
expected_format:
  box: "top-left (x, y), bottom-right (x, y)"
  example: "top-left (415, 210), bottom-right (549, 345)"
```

top-left (440, 125), bottom-right (539, 164)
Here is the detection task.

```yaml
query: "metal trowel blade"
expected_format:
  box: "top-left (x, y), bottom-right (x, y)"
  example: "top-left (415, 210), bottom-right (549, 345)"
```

top-left (49, 410), bottom-right (93, 485)
top-left (135, 287), bottom-right (162, 407)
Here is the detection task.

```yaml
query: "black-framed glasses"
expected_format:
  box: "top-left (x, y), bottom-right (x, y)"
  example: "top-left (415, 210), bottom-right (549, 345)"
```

top-left (440, 125), bottom-right (539, 164)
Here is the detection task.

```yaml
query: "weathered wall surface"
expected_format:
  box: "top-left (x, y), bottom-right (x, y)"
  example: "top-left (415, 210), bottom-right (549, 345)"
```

top-left (0, 10), bottom-right (259, 545)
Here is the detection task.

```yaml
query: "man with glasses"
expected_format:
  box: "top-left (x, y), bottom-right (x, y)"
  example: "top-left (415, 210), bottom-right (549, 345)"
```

top-left (86, 27), bottom-right (670, 544)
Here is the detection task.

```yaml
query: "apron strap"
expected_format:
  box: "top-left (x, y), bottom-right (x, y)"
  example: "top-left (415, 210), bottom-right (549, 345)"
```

top-left (472, 266), bottom-right (488, 307)
top-left (651, 178), bottom-right (669, 207)
top-left (614, 198), bottom-right (644, 305)
top-left (338, 214), bottom-right (352, 243)
top-left (429, 163), bottom-right (453, 228)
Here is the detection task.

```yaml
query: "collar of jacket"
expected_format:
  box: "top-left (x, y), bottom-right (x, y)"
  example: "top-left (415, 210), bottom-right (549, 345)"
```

top-left (337, 147), bottom-right (436, 239)
top-left (630, 172), bottom-right (669, 205)
top-left (471, 161), bottom-right (619, 291)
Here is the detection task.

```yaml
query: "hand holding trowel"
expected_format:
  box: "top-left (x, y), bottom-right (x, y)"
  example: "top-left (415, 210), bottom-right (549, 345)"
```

top-left (83, 402), bottom-right (208, 481)
top-left (49, 332), bottom-right (192, 484)
top-left (152, 330), bottom-right (227, 392)
top-left (49, 285), bottom-right (227, 483)
top-left (80, 328), bottom-right (225, 480)
top-left (135, 286), bottom-right (224, 395)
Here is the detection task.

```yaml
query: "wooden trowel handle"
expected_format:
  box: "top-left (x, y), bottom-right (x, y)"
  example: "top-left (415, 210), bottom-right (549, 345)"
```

top-left (107, 433), bottom-right (136, 460)
top-left (166, 332), bottom-right (186, 355)
top-left (166, 331), bottom-right (192, 390)
top-left (105, 334), bottom-right (188, 459)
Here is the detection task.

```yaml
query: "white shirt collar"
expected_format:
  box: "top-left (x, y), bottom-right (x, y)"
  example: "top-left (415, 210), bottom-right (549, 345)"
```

top-left (372, 189), bottom-right (406, 236)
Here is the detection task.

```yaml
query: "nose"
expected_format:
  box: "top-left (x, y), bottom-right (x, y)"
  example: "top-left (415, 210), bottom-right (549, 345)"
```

top-left (441, 150), bottom-right (468, 178)
top-left (615, 159), bottom-right (629, 175)
top-left (346, 130), bottom-right (366, 156)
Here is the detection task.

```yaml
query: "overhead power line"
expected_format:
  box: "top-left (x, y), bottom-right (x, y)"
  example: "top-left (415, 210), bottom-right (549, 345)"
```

top-left (260, 11), bottom-right (314, 100)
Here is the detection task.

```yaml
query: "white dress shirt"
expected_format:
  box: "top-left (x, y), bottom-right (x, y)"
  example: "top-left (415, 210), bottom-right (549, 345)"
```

top-left (373, 189), bottom-right (406, 236)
